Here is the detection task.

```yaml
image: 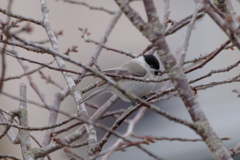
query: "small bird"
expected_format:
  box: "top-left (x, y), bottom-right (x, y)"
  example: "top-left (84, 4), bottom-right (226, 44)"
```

top-left (79, 54), bottom-right (161, 105)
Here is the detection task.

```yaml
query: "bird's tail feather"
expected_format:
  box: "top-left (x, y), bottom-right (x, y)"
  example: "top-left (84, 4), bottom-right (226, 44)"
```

top-left (78, 85), bottom-right (109, 104)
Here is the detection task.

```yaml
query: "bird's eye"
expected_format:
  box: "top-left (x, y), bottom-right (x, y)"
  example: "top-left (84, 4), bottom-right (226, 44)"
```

top-left (150, 65), bottom-right (154, 68)
top-left (154, 71), bottom-right (158, 76)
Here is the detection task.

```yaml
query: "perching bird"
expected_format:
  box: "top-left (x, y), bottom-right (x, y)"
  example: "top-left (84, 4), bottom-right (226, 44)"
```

top-left (79, 54), bottom-right (161, 104)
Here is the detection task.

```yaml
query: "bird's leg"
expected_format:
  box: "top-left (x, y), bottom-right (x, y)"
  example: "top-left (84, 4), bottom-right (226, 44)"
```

top-left (142, 96), bottom-right (148, 100)
top-left (130, 96), bottom-right (147, 106)
top-left (131, 100), bottom-right (137, 106)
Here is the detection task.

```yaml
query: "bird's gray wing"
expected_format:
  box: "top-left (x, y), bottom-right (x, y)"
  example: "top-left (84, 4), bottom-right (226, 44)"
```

top-left (121, 61), bottom-right (147, 77)
top-left (97, 61), bottom-right (147, 87)
top-left (97, 68), bottom-right (129, 87)
top-left (103, 67), bottom-right (130, 75)
top-left (104, 61), bottom-right (147, 77)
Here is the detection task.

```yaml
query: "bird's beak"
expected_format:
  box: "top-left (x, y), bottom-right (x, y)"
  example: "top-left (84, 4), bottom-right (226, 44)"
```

top-left (152, 70), bottom-right (162, 76)
top-left (157, 70), bottom-right (162, 75)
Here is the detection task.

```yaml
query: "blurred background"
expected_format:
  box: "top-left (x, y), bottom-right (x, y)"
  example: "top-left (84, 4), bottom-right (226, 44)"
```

top-left (1, 0), bottom-right (240, 159)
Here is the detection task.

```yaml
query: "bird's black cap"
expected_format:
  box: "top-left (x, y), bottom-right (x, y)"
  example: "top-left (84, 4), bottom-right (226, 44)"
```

top-left (143, 54), bottom-right (160, 70)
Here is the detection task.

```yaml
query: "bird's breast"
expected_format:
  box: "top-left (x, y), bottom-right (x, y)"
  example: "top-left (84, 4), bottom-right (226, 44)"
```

top-left (111, 79), bottom-right (156, 102)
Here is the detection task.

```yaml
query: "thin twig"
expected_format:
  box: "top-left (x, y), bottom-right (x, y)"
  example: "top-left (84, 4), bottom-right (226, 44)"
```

top-left (0, 154), bottom-right (20, 160)
top-left (3, 59), bottom-right (55, 81)
top-left (53, 122), bottom-right (83, 135)
top-left (179, 4), bottom-right (201, 66)
top-left (3, 50), bottom-right (84, 77)
top-left (163, 0), bottom-right (170, 30)
top-left (39, 71), bottom-right (64, 90)
top-left (185, 40), bottom-right (231, 74)
top-left (1, 91), bottom-right (160, 160)
top-left (165, 8), bottom-right (205, 36)
top-left (53, 138), bottom-right (88, 148)
top-left (0, 107), bottom-right (17, 143)
top-left (0, 0), bottom-right (13, 94)
top-left (79, 28), bottom-right (137, 58)
top-left (101, 107), bottom-right (147, 160)
top-left (0, 7), bottom-right (43, 26)
top-left (132, 134), bottom-right (230, 142)
top-left (0, 116), bottom-right (76, 131)
top-left (30, 30), bottom-right (63, 44)
top-left (60, 0), bottom-right (116, 15)
top-left (64, 148), bottom-right (84, 160)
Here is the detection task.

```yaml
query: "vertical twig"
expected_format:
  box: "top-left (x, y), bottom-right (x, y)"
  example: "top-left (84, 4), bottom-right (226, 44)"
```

top-left (201, 0), bottom-right (240, 50)
top-left (0, 39), bottom-right (6, 94)
top-left (179, 4), bottom-right (201, 66)
top-left (13, 47), bottom-right (52, 107)
top-left (39, 0), bottom-right (97, 155)
top-left (18, 83), bottom-right (35, 160)
top-left (0, 107), bottom-right (18, 143)
top-left (0, 0), bottom-right (13, 93)
top-left (163, 0), bottom-right (170, 30)
top-left (80, 10), bottom-right (122, 74)
top-left (41, 6), bottom-right (123, 155)
top-left (101, 107), bottom-right (147, 160)
top-left (12, 46), bottom-right (54, 159)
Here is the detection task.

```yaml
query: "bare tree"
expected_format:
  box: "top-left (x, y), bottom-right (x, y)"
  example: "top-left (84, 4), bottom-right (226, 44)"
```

top-left (0, 0), bottom-right (240, 160)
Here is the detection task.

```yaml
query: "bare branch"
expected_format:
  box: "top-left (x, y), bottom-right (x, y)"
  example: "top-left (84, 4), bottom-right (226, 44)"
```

top-left (80, 9), bottom-right (123, 74)
top-left (193, 75), bottom-right (240, 91)
top-left (1, 0), bottom-right (239, 159)
top-left (97, 81), bottom-right (195, 154)
top-left (0, 0), bottom-right (13, 94)
top-left (189, 58), bottom-right (240, 84)
top-left (40, 0), bottom-right (97, 154)
top-left (0, 39), bottom-right (46, 53)
top-left (53, 122), bottom-right (83, 135)
top-left (3, 59), bottom-right (54, 81)
top-left (41, 9), bottom-right (124, 150)
top-left (79, 28), bottom-right (137, 58)
top-left (115, 0), bottom-right (232, 159)
top-left (59, 0), bottom-right (116, 15)
top-left (231, 141), bottom-right (240, 157)
top-left (201, 0), bottom-right (240, 50)
top-left (185, 40), bottom-right (231, 74)
top-left (52, 137), bottom-right (88, 148)
top-left (39, 71), bottom-right (64, 90)
top-left (102, 107), bottom-right (147, 160)
top-left (0, 7), bottom-right (42, 26)
top-left (179, 4), bottom-right (201, 66)
top-left (18, 83), bottom-right (36, 160)
top-left (30, 30), bottom-right (63, 44)
top-left (163, 0), bottom-right (170, 30)
top-left (64, 148), bottom-right (84, 160)
top-left (0, 116), bottom-right (76, 131)
top-left (0, 154), bottom-right (20, 160)
top-left (165, 8), bottom-right (205, 36)
top-left (133, 134), bottom-right (230, 142)
top-left (3, 50), bottom-right (83, 76)
top-left (38, 95), bottom-right (119, 157)
top-left (0, 107), bottom-right (18, 143)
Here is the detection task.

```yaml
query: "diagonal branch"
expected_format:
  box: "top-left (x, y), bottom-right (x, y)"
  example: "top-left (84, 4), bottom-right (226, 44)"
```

top-left (18, 83), bottom-right (37, 160)
top-left (39, 0), bottom-right (97, 155)
top-left (60, 0), bottom-right (116, 15)
top-left (41, 7), bottom-right (122, 154)
top-left (179, 4), bottom-right (201, 66)
top-left (199, 0), bottom-right (240, 50)
top-left (0, 7), bottom-right (42, 26)
top-left (115, 0), bottom-right (232, 159)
